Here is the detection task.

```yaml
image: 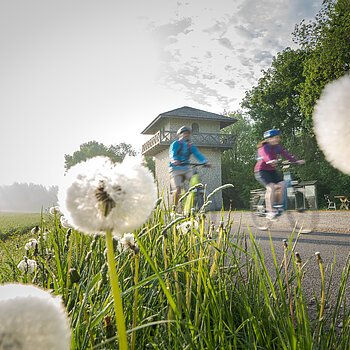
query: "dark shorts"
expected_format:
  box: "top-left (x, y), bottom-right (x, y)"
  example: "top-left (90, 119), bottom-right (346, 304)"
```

top-left (254, 170), bottom-right (283, 187)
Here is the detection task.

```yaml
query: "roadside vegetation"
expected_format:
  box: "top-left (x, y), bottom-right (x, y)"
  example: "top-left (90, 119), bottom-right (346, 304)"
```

top-left (1, 209), bottom-right (349, 349)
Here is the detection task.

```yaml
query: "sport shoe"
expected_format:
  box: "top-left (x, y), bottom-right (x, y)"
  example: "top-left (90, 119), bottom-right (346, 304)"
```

top-left (273, 204), bottom-right (284, 216)
top-left (277, 208), bottom-right (284, 216)
top-left (266, 211), bottom-right (278, 221)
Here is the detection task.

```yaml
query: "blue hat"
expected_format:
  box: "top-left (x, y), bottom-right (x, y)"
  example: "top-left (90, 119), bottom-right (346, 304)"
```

top-left (263, 129), bottom-right (281, 139)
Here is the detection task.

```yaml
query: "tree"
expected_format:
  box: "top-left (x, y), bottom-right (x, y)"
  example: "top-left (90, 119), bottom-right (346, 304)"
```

top-left (293, 0), bottom-right (350, 120)
top-left (64, 141), bottom-right (136, 171)
top-left (221, 112), bottom-right (257, 209)
top-left (241, 47), bottom-right (309, 141)
top-left (240, 0), bottom-right (350, 207)
top-left (292, 0), bottom-right (350, 200)
top-left (143, 156), bottom-right (155, 176)
top-left (240, 47), bottom-right (317, 182)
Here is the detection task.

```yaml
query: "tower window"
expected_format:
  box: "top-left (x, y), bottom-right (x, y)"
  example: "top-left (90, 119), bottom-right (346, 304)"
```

top-left (192, 123), bottom-right (199, 134)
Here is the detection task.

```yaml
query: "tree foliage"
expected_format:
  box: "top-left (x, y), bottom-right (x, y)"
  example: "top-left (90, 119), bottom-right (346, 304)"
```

top-left (235, 0), bottom-right (350, 208)
top-left (64, 141), bottom-right (136, 171)
top-left (293, 0), bottom-right (350, 119)
top-left (143, 156), bottom-right (155, 176)
top-left (221, 113), bottom-right (257, 209)
top-left (292, 0), bottom-right (350, 199)
top-left (241, 47), bottom-right (309, 139)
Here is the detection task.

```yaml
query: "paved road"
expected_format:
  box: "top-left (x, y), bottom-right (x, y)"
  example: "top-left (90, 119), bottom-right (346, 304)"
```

top-left (208, 211), bottom-right (350, 316)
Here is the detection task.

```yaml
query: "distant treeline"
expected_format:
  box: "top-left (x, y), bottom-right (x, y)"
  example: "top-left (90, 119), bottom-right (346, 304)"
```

top-left (0, 183), bottom-right (58, 212)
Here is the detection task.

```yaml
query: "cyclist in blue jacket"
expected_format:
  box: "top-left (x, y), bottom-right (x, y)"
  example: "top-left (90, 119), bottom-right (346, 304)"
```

top-left (169, 126), bottom-right (210, 206)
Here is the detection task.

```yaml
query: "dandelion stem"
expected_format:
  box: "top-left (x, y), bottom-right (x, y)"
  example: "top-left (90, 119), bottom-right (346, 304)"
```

top-left (210, 221), bottom-right (223, 277)
top-left (283, 239), bottom-right (295, 327)
top-left (131, 253), bottom-right (139, 350)
top-left (173, 228), bottom-right (181, 315)
top-left (105, 230), bottom-right (128, 350)
top-left (194, 216), bottom-right (205, 327)
top-left (315, 252), bottom-right (325, 320)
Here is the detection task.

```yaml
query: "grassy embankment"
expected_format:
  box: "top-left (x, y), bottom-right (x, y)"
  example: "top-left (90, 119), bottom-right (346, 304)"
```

top-left (0, 209), bottom-right (349, 349)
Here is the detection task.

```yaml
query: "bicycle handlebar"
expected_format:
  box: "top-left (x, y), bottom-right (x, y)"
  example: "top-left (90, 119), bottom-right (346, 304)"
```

top-left (266, 159), bottom-right (304, 168)
top-left (281, 160), bottom-right (301, 165)
top-left (172, 161), bottom-right (209, 167)
top-left (280, 160), bottom-right (306, 170)
top-left (186, 162), bottom-right (209, 167)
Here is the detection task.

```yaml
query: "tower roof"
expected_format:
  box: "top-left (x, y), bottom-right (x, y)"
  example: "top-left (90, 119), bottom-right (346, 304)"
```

top-left (141, 106), bottom-right (236, 134)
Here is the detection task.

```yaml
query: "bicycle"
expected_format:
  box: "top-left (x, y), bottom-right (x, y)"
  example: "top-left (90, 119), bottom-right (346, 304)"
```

top-left (250, 161), bottom-right (319, 233)
top-left (177, 163), bottom-right (208, 215)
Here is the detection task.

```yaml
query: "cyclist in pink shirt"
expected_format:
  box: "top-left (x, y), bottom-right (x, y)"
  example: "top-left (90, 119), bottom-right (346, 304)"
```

top-left (254, 129), bottom-right (304, 220)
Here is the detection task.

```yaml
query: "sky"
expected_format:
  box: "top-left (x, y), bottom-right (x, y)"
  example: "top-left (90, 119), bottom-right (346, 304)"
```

top-left (0, 0), bottom-right (323, 187)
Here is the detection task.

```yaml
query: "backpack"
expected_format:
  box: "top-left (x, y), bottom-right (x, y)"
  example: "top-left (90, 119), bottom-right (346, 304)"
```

top-left (177, 139), bottom-right (192, 156)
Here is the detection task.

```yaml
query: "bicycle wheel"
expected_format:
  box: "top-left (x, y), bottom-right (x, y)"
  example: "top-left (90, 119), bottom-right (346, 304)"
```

top-left (286, 188), bottom-right (319, 233)
top-left (250, 189), bottom-right (273, 231)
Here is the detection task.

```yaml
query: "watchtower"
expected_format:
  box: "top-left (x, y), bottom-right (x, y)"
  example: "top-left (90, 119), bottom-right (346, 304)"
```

top-left (141, 106), bottom-right (236, 210)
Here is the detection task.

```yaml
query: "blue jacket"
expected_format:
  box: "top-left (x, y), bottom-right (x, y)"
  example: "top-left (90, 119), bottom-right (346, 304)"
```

top-left (169, 139), bottom-right (207, 171)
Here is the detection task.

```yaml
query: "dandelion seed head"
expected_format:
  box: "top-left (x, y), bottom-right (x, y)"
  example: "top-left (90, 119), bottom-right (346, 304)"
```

top-left (17, 257), bottom-right (37, 274)
top-left (313, 74), bottom-right (350, 174)
top-left (30, 226), bottom-right (40, 235)
top-left (60, 216), bottom-right (72, 228)
top-left (120, 233), bottom-right (135, 247)
top-left (58, 156), bottom-right (157, 236)
top-left (177, 220), bottom-right (199, 234)
top-left (24, 239), bottom-right (38, 251)
top-left (49, 206), bottom-right (61, 215)
top-left (0, 284), bottom-right (70, 350)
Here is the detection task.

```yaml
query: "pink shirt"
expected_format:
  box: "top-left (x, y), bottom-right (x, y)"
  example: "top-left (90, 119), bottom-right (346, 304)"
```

top-left (254, 143), bottom-right (297, 172)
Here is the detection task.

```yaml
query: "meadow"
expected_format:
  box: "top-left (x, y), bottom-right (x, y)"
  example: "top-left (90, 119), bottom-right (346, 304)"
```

top-left (0, 208), bottom-right (349, 349)
top-left (0, 212), bottom-right (43, 280)
top-left (0, 212), bottom-right (42, 238)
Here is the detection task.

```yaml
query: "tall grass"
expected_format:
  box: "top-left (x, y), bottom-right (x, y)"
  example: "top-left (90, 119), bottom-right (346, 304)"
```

top-left (1, 206), bottom-right (349, 349)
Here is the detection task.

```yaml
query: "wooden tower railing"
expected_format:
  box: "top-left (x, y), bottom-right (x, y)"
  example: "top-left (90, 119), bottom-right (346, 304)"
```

top-left (142, 130), bottom-right (235, 156)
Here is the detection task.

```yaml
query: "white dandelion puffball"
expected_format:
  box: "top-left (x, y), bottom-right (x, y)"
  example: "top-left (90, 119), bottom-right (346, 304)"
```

top-left (0, 284), bottom-right (71, 350)
top-left (30, 226), bottom-right (40, 235)
top-left (58, 156), bottom-right (157, 236)
top-left (60, 215), bottom-right (73, 228)
top-left (17, 258), bottom-right (37, 274)
top-left (120, 233), bottom-right (135, 247)
top-left (24, 239), bottom-right (38, 251)
top-left (313, 74), bottom-right (350, 174)
top-left (177, 220), bottom-right (199, 234)
top-left (49, 206), bottom-right (61, 215)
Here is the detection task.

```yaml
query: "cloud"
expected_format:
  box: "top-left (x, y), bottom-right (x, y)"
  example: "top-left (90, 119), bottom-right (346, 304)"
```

top-left (217, 37), bottom-right (234, 50)
top-left (144, 0), bottom-right (323, 111)
top-left (252, 50), bottom-right (274, 64)
top-left (203, 20), bottom-right (229, 35)
top-left (224, 79), bottom-right (236, 88)
top-left (150, 18), bottom-right (193, 45)
top-left (234, 25), bottom-right (265, 40)
top-left (202, 72), bottom-right (216, 80)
